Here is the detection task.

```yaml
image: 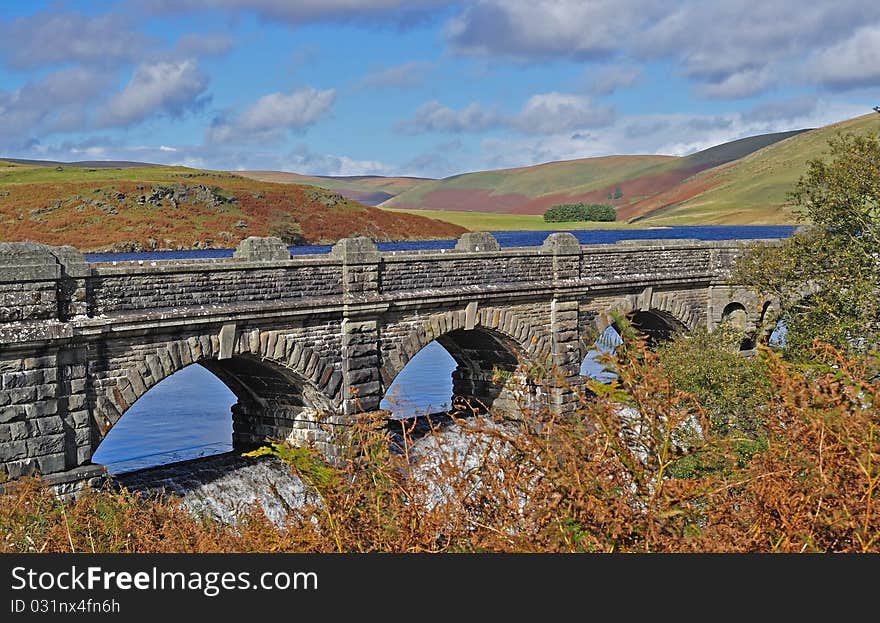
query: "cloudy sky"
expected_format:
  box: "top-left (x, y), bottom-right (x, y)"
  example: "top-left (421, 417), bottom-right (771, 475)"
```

top-left (1, 0), bottom-right (878, 177)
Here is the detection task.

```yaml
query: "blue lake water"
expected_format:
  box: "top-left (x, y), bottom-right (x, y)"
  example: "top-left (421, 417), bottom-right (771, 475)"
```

top-left (91, 225), bottom-right (795, 473)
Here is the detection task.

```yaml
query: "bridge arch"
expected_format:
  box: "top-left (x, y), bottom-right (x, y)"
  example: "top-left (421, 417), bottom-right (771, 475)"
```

top-left (591, 303), bottom-right (691, 349)
top-left (721, 302), bottom-right (748, 326)
top-left (591, 291), bottom-right (695, 336)
top-left (92, 329), bottom-right (342, 460)
top-left (578, 295), bottom-right (693, 381)
top-left (720, 302), bottom-right (756, 350)
top-left (379, 307), bottom-right (551, 417)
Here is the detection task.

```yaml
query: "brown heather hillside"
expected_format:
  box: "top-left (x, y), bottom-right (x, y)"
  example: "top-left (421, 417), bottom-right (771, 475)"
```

top-left (0, 162), bottom-right (465, 253)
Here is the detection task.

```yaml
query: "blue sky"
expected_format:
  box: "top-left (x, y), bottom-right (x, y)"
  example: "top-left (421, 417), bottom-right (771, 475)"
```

top-left (1, 0), bottom-right (878, 178)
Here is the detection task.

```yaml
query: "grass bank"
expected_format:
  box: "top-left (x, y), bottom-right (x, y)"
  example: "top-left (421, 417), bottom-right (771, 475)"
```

top-left (379, 207), bottom-right (652, 231)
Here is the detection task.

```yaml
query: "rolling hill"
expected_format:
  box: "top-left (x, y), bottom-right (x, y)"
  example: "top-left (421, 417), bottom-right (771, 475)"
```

top-left (0, 160), bottom-right (465, 253)
top-left (378, 129), bottom-right (807, 217)
top-left (630, 112), bottom-right (880, 224)
top-left (236, 171), bottom-right (431, 206)
top-left (232, 115), bottom-right (880, 227)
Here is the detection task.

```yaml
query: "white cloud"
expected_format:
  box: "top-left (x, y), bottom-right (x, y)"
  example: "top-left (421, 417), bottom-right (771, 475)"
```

top-left (284, 145), bottom-right (396, 176)
top-left (446, 0), bottom-right (653, 61)
top-left (159, 145), bottom-right (178, 152)
top-left (0, 10), bottom-right (151, 69)
top-left (173, 33), bottom-right (235, 57)
top-left (396, 101), bottom-right (501, 134)
top-left (206, 87), bottom-right (336, 143)
top-left (0, 68), bottom-right (111, 146)
top-left (446, 0), bottom-right (880, 99)
top-left (588, 65), bottom-right (641, 96)
top-left (513, 93), bottom-right (614, 134)
top-left (98, 60), bottom-right (210, 127)
top-left (698, 67), bottom-right (774, 100)
top-left (10, 99), bottom-right (868, 178)
top-left (476, 100), bottom-right (869, 171)
top-left (743, 97), bottom-right (819, 123)
top-left (6, 137), bottom-right (397, 177)
top-left (807, 25), bottom-right (880, 90)
top-left (397, 93), bottom-right (614, 136)
top-left (69, 145), bottom-right (110, 159)
top-left (141, 0), bottom-right (453, 23)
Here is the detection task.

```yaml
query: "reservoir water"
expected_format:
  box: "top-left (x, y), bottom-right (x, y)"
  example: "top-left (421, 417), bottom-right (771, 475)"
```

top-left (90, 225), bottom-right (795, 474)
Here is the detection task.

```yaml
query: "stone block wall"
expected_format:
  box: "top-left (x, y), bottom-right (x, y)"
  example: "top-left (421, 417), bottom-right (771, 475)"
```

top-left (581, 240), bottom-right (712, 284)
top-left (379, 252), bottom-right (556, 293)
top-left (0, 347), bottom-right (92, 485)
top-left (89, 262), bottom-right (343, 315)
top-left (0, 243), bottom-right (62, 322)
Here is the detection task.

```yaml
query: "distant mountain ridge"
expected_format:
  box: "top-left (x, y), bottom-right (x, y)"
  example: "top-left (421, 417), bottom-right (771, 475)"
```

top-left (8, 112), bottom-right (880, 228)
top-left (233, 125), bottom-right (823, 223)
top-left (1, 158), bottom-right (160, 168)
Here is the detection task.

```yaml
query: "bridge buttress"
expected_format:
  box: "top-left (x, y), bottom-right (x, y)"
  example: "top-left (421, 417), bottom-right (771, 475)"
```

top-left (332, 237), bottom-right (384, 416)
top-left (543, 234), bottom-right (584, 416)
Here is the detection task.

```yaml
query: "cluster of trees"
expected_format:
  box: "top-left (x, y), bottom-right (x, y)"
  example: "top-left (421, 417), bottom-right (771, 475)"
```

top-left (543, 202), bottom-right (616, 222)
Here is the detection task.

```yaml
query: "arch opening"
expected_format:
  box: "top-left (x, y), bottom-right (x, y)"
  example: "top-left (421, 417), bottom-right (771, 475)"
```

top-left (580, 325), bottom-right (622, 383)
top-left (93, 354), bottom-right (332, 475)
top-left (755, 301), bottom-right (786, 349)
top-left (721, 302), bottom-right (755, 351)
top-left (92, 364), bottom-right (235, 475)
top-left (628, 310), bottom-right (684, 345)
top-left (380, 341), bottom-right (456, 418)
top-left (581, 308), bottom-right (686, 383)
top-left (381, 327), bottom-right (541, 421)
top-left (767, 319), bottom-right (787, 348)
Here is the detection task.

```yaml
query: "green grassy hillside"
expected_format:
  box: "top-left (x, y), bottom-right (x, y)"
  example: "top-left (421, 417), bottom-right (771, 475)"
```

top-left (635, 113), bottom-right (880, 224)
top-left (379, 155), bottom-right (676, 213)
top-left (379, 129), bottom-right (802, 217)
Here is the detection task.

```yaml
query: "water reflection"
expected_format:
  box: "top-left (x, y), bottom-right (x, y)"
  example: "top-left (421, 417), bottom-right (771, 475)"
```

top-left (92, 365), bottom-right (235, 474)
top-left (580, 325), bottom-right (622, 383)
top-left (380, 341), bottom-right (456, 419)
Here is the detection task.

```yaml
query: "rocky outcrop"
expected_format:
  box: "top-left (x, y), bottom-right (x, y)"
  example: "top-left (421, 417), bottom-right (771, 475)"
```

top-left (135, 184), bottom-right (237, 209)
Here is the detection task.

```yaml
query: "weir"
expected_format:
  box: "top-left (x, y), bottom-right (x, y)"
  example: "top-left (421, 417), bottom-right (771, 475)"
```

top-left (0, 232), bottom-right (777, 493)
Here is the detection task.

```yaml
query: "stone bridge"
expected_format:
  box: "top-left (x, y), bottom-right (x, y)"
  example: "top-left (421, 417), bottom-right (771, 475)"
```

top-left (0, 232), bottom-right (778, 491)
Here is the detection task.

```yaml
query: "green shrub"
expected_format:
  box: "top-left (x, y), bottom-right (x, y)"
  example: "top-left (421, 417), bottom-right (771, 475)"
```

top-left (543, 202), bottom-right (616, 222)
